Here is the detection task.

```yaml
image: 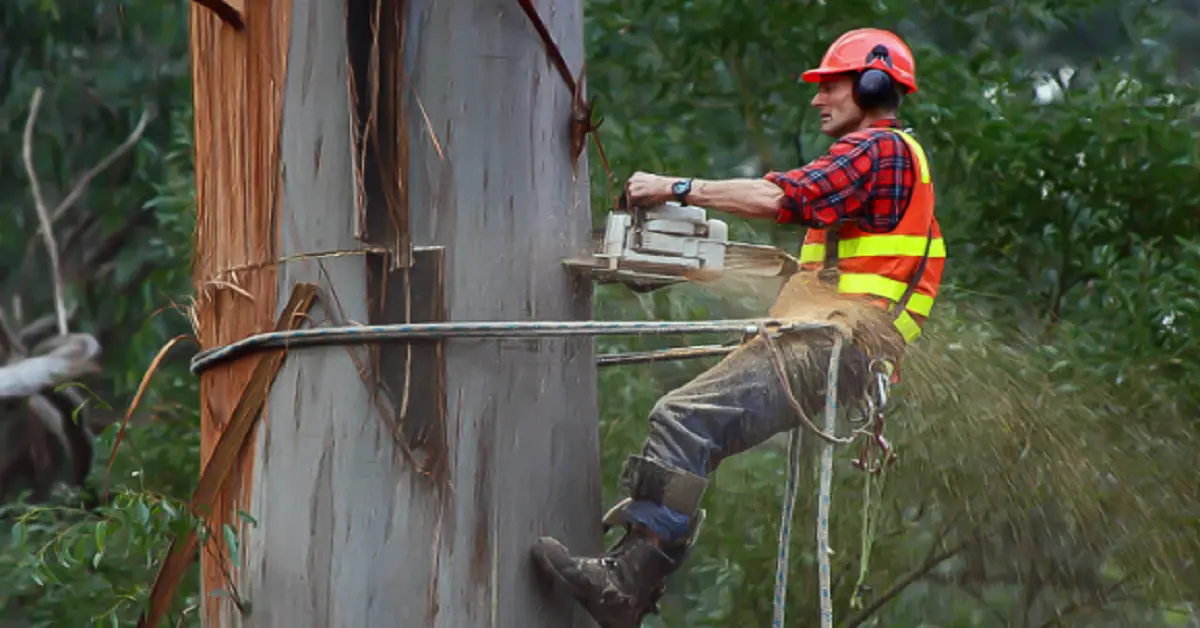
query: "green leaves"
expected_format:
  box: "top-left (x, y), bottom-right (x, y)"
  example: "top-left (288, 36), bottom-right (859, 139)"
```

top-left (0, 490), bottom-right (201, 627)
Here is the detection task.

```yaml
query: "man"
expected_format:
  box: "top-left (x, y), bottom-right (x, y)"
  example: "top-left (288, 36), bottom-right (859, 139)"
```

top-left (531, 28), bottom-right (946, 627)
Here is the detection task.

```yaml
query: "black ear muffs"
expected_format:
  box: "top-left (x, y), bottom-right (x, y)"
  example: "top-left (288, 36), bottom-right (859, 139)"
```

top-left (853, 44), bottom-right (897, 110)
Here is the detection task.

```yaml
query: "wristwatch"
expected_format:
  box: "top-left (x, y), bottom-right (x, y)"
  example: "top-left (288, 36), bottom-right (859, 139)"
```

top-left (671, 178), bottom-right (694, 206)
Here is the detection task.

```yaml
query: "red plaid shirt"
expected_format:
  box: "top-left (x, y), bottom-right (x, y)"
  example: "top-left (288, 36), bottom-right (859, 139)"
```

top-left (765, 118), bottom-right (916, 232)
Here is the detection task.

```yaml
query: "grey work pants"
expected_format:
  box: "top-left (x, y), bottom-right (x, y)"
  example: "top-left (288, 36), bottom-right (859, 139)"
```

top-left (619, 326), bottom-right (877, 543)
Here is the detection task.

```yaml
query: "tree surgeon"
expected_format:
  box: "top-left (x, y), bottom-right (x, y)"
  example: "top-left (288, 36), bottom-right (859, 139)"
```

top-left (532, 28), bottom-right (947, 627)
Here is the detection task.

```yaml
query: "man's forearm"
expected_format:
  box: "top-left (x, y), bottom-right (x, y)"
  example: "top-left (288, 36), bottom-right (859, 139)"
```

top-left (686, 178), bottom-right (784, 220)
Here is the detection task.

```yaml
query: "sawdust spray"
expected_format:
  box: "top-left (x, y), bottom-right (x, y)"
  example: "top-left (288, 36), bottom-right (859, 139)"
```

top-left (673, 266), bottom-right (1199, 595)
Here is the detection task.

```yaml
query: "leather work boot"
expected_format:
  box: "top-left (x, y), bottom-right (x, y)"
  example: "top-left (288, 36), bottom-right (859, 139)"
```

top-left (531, 527), bottom-right (681, 628)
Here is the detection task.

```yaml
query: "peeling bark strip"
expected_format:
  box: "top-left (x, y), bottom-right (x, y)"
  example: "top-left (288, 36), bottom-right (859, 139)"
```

top-left (191, 0), bottom-right (247, 30)
top-left (516, 0), bottom-right (613, 177)
top-left (347, 0), bottom-right (412, 267)
top-left (138, 284), bottom-right (318, 628)
top-left (188, 0), bottom-right (292, 622)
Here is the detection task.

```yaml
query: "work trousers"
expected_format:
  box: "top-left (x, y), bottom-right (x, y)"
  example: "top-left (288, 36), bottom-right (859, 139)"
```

top-left (620, 326), bottom-right (877, 544)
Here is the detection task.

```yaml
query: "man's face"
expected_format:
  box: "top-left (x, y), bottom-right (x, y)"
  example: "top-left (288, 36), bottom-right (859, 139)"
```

top-left (810, 75), bottom-right (864, 138)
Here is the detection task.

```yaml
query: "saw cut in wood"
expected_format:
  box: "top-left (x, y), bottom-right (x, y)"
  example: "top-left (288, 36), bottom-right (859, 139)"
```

top-left (564, 202), bottom-right (799, 292)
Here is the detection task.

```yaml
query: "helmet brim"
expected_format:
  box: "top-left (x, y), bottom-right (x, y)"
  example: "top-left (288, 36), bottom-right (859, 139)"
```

top-left (800, 67), bottom-right (850, 83)
top-left (799, 67), bottom-right (919, 93)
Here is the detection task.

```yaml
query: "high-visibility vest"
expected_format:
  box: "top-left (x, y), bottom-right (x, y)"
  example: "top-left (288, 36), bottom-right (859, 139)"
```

top-left (797, 128), bottom-right (945, 344)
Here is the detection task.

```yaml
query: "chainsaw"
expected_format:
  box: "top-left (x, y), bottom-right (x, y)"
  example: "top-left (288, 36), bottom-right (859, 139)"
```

top-left (565, 201), bottom-right (799, 292)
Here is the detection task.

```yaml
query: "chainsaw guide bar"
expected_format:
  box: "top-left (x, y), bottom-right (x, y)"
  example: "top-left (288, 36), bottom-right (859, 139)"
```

top-left (564, 202), bottom-right (799, 292)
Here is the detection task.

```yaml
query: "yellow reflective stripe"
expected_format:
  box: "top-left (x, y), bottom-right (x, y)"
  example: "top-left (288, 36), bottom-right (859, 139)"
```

top-left (838, 273), bottom-right (935, 317)
top-left (798, 246), bottom-right (820, 264)
top-left (893, 310), bottom-right (922, 343)
top-left (798, 235), bottom-right (945, 263)
top-left (889, 128), bottom-right (930, 184)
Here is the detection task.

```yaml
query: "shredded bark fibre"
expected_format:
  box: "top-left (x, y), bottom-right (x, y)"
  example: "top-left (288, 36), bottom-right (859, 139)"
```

top-left (190, 0), bottom-right (291, 622)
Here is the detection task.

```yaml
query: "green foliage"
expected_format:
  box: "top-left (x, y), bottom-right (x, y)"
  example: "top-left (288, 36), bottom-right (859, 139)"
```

top-left (0, 489), bottom-right (199, 627)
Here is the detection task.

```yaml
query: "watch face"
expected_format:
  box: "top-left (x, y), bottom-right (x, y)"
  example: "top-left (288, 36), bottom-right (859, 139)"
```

top-left (672, 180), bottom-right (690, 195)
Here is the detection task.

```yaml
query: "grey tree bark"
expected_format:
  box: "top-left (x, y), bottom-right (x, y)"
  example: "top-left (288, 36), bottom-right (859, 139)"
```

top-left (398, 1), bottom-right (602, 625)
top-left (213, 1), bottom-right (601, 626)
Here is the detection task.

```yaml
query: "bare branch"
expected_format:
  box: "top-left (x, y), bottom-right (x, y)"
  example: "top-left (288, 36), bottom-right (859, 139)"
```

top-left (21, 87), bottom-right (68, 336)
top-left (0, 333), bottom-right (101, 399)
top-left (841, 536), bottom-right (975, 628)
top-left (0, 305), bottom-right (100, 502)
top-left (841, 512), bottom-right (998, 628)
top-left (11, 93), bottom-right (151, 305)
top-left (50, 109), bottom-right (152, 223)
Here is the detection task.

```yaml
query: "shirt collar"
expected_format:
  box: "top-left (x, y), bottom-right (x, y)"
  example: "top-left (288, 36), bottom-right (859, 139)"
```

top-left (867, 118), bottom-right (903, 129)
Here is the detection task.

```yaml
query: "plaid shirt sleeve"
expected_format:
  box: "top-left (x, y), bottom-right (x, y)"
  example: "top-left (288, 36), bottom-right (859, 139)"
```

top-left (764, 126), bottom-right (915, 232)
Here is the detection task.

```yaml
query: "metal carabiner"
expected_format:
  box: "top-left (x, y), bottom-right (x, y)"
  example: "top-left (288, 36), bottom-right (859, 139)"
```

top-left (851, 370), bottom-right (898, 475)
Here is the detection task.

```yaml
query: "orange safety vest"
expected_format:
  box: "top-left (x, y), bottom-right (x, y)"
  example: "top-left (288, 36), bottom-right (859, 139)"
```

top-left (797, 128), bottom-right (945, 344)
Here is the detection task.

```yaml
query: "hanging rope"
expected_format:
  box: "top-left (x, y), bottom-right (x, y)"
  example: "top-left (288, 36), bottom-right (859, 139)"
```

top-left (815, 333), bottom-right (844, 628)
top-left (772, 397), bottom-right (804, 628)
top-left (763, 328), bottom-right (845, 628)
top-left (851, 369), bottom-right (893, 610)
top-left (762, 327), bottom-right (898, 628)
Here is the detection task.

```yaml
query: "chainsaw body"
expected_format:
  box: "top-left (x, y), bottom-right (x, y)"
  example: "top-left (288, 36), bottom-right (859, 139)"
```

top-left (593, 203), bottom-right (729, 290)
top-left (567, 202), bottom-right (797, 292)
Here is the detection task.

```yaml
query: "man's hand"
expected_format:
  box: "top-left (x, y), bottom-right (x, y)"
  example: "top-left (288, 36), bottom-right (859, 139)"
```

top-left (624, 171), bottom-right (675, 207)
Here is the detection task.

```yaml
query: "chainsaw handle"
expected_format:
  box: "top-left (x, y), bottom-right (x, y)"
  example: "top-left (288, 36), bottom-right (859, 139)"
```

top-left (616, 188), bottom-right (630, 211)
top-left (614, 189), bottom-right (646, 225)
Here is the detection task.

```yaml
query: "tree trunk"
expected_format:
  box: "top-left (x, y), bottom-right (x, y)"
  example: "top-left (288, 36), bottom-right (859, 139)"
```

top-left (190, 0), bottom-right (600, 626)
top-left (397, 1), bottom-right (602, 625)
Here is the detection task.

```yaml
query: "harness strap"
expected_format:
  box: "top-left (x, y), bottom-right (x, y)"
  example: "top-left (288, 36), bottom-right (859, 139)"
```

top-left (817, 227), bottom-right (841, 287)
top-left (889, 220), bottom-right (934, 322)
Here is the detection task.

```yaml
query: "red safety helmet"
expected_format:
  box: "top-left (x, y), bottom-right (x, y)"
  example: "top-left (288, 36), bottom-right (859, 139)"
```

top-left (801, 28), bottom-right (918, 94)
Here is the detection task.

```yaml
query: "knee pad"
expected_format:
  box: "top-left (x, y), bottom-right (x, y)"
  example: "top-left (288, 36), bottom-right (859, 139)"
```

top-left (619, 454), bottom-right (709, 517)
top-left (599, 456), bottom-right (710, 550)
